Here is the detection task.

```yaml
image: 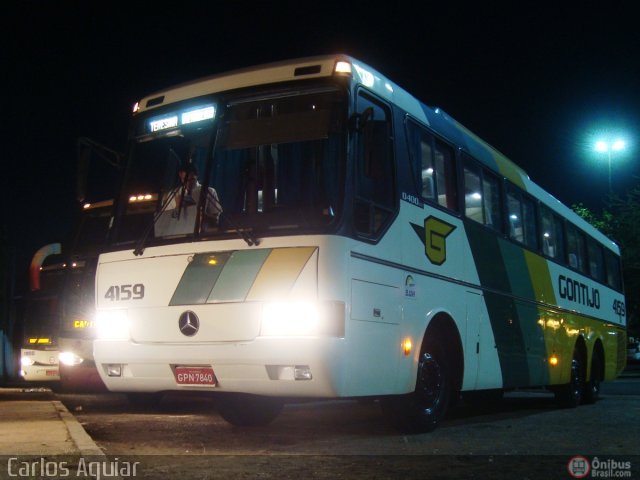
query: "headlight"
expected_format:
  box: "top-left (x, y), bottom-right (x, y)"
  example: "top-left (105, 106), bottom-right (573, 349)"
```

top-left (260, 301), bottom-right (319, 336)
top-left (95, 310), bottom-right (130, 340)
top-left (260, 301), bottom-right (344, 337)
top-left (59, 351), bottom-right (84, 366)
top-left (21, 356), bottom-right (35, 367)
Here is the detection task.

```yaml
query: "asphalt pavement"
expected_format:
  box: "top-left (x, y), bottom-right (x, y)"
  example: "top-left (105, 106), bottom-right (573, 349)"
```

top-left (0, 363), bottom-right (638, 458)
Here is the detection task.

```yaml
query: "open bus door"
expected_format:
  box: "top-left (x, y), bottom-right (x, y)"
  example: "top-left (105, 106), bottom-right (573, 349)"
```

top-left (57, 138), bottom-right (121, 392)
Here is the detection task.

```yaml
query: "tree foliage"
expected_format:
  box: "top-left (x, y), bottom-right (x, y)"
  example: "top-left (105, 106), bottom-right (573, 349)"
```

top-left (573, 183), bottom-right (640, 334)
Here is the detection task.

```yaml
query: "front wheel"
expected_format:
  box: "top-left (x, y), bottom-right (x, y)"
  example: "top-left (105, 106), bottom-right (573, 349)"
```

top-left (381, 343), bottom-right (451, 433)
top-left (215, 393), bottom-right (283, 427)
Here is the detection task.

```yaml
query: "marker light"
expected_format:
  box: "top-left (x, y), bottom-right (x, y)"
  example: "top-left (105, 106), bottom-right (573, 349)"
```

top-left (549, 355), bottom-right (559, 366)
top-left (128, 193), bottom-right (154, 203)
top-left (402, 338), bottom-right (413, 356)
top-left (59, 351), bottom-right (84, 367)
top-left (334, 61), bottom-right (352, 74)
top-left (133, 102), bottom-right (140, 113)
top-left (95, 310), bottom-right (130, 340)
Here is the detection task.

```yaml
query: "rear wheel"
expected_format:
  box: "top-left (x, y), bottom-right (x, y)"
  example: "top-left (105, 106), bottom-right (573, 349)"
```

top-left (381, 342), bottom-right (451, 433)
top-left (583, 351), bottom-right (603, 404)
top-left (215, 393), bottom-right (283, 427)
top-left (554, 350), bottom-right (584, 408)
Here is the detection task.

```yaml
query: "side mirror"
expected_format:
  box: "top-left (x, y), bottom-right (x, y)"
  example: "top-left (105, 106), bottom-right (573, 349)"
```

top-left (76, 137), bottom-right (123, 204)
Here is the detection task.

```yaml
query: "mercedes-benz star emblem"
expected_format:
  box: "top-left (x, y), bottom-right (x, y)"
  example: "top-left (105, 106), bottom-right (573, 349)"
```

top-left (178, 311), bottom-right (200, 337)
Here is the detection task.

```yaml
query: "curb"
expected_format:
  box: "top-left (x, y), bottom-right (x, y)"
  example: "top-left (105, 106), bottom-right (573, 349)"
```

top-left (53, 400), bottom-right (105, 457)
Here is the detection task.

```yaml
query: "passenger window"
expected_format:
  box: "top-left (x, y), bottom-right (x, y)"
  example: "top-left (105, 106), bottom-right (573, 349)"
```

top-left (522, 197), bottom-right (538, 249)
top-left (434, 141), bottom-right (457, 210)
top-left (482, 173), bottom-right (502, 232)
top-left (605, 250), bottom-right (622, 290)
top-left (587, 239), bottom-right (605, 282)
top-left (463, 156), bottom-right (503, 232)
top-left (506, 184), bottom-right (537, 250)
top-left (406, 120), bottom-right (458, 211)
top-left (540, 205), bottom-right (565, 260)
top-left (464, 162), bottom-right (484, 223)
top-left (420, 140), bottom-right (435, 200)
top-left (566, 224), bottom-right (587, 273)
top-left (507, 190), bottom-right (523, 243)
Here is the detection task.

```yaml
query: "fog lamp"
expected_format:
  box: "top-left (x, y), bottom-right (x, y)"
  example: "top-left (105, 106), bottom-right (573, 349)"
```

top-left (294, 365), bottom-right (313, 381)
top-left (106, 364), bottom-right (123, 377)
top-left (59, 351), bottom-right (84, 367)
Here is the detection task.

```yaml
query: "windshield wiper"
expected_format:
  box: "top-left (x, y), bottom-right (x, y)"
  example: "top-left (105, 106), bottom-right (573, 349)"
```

top-left (207, 194), bottom-right (259, 247)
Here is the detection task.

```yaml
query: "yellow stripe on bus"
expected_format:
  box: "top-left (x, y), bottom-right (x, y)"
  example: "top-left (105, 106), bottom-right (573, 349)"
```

top-left (245, 247), bottom-right (316, 301)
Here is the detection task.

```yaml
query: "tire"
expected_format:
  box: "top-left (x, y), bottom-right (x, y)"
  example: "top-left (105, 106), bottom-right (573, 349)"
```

top-left (582, 351), bottom-right (603, 404)
top-left (215, 393), bottom-right (283, 427)
top-left (381, 342), bottom-right (451, 433)
top-left (554, 350), bottom-right (584, 408)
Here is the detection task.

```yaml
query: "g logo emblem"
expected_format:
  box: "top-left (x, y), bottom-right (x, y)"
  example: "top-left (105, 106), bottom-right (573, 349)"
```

top-left (424, 216), bottom-right (456, 265)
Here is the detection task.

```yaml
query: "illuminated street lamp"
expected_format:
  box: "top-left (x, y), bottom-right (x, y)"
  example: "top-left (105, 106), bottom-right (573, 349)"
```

top-left (595, 138), bottom-right (625, 195)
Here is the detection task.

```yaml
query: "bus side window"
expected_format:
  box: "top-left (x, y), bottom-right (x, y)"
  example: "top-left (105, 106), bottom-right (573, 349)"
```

top-left (406, 121), bottom-right (458, 212)
top-left (566, 223), bottom-right (587, 273)
top-left (604, 249), bottom-right (622, 290)
top-left (541, 205), bottom-right (559, 258)
top-left (587, 238), bottom-right (605, 282)
top-left (354, 92), bottom-right (395, 237)
top-left (434, 140), bottom-right (458, 211)
top-left (464, 161), bottom-right (484, 223)
top-left (506, 184), bottom-right (538, 250)
top-left (482, 171), bottom-right (502, 231)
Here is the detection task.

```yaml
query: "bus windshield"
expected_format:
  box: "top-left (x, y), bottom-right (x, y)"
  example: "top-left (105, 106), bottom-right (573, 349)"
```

top-left (114, 86), bottom-right (346, 245)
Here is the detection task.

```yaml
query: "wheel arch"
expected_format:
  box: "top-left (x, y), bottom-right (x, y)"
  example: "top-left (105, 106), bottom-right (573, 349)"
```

top-left (422, 312), bottom-right (464, 394)
top-left (589, 337), bottom-right (605, 382)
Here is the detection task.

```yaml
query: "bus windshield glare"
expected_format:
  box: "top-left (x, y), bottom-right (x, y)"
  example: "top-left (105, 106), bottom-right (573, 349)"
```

top-left (114, 87), bottom-right (346, 245)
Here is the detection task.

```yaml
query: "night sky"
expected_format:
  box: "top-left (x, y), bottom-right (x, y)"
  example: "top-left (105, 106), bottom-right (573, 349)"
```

top-left (4, 2), bottom-right (639, 290)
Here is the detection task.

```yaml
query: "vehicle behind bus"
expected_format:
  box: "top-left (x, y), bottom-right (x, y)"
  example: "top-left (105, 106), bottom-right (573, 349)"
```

top-left (19, 244), bottom-right (64, 383)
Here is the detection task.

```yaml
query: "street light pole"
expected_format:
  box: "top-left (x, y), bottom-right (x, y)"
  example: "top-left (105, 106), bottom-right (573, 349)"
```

top-left (595, 139), bottom-right (625, 196)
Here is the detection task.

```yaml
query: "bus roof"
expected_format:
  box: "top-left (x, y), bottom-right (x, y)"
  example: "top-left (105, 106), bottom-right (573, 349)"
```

top-left (133, 54), bottom-right (619, 254)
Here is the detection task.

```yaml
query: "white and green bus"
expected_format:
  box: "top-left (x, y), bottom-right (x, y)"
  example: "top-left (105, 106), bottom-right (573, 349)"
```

top-left (93, 54), bottom-right (626, 432)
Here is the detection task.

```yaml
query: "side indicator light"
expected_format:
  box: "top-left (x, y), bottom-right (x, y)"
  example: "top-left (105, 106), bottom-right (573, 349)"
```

top-left (402, 338), bottom-right (413, 356)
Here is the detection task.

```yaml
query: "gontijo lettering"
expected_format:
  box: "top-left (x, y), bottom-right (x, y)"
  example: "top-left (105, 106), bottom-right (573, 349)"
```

top-left (558, 274), bottom-right (600, 309)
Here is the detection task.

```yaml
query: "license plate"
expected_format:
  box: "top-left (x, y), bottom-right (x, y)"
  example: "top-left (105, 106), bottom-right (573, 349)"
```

top-left (45, 369), bottom-right (59, 377)
top-left (174, 366), bottom-right (217, 386)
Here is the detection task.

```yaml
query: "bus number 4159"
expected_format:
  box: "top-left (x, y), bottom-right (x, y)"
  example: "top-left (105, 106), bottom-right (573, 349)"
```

top-left (104, 284), bottom-right (145, 301)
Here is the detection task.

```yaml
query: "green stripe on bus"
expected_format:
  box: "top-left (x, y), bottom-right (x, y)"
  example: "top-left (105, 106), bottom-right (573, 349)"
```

top-left (207, 249), bottom-right (271, 303)
top-left (465, 221), bottom-right (531, 388)
top-left (170, 252), bottom-right (232, 306)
